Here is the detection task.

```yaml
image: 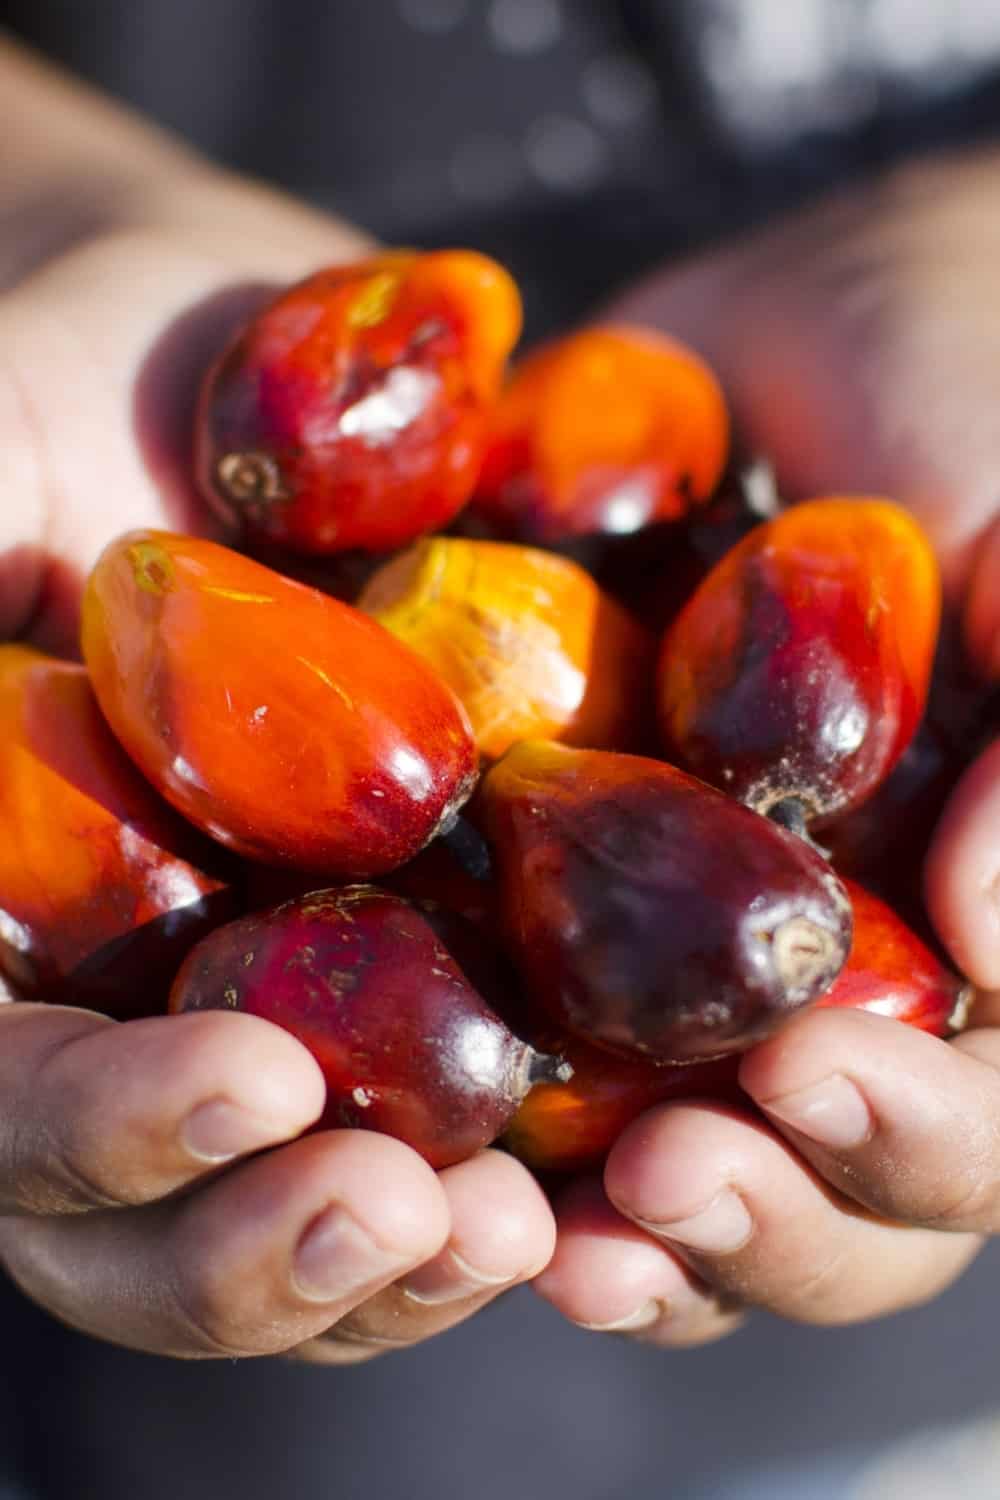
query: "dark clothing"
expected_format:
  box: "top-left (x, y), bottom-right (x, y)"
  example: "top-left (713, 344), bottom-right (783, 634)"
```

top-left (3, 4), bottom-right (1000, 1497)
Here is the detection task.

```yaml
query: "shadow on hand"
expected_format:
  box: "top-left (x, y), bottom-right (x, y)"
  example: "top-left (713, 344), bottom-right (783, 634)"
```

top-left (132, 278), bottom-right (281, 538)
top-left (4, 282), bottom-right (282, 658)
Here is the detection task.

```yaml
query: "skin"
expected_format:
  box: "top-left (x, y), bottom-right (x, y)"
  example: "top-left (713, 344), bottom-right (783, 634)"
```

top-left (3, 33), bottom-right (1000, 1359)
top-left (536, 149), bottom-right (1000, 1343)
top-left (0, 37), bottom-right (554, 1362)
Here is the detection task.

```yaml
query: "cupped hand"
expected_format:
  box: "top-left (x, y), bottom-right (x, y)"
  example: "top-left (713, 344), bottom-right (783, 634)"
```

top-left (535, 147), bottom-right (1000, 1345)
top-left (0, 40), bottom-right (555, 1361)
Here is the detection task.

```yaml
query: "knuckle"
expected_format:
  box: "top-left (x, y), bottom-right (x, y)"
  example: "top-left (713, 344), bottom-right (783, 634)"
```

top-left (25, 1133), bottom-right (133, 1215)
top-left (170, 1267), bottom-right (269, 1359)
top-left (19, 1023), bottom-right (134, 1214)
top-left (779, 1244), bottom-right (852, 1323)
top-left (917, 1170), bottom-right (1000, 1232)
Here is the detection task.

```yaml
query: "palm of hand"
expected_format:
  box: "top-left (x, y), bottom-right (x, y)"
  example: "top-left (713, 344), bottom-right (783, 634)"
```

top-left (4, 154), bottom-right (1000, 1353)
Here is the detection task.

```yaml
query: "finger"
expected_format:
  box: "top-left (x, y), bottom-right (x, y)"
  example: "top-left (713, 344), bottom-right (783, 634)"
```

top-left (292, 1149), bottom-right (556, 1365)
top-left (740, 1006), bottom-right (1000, 1238)
top-left (0, 209), bottom-right (370, 647)
top-left (604, 1094), bottom-right (981, 1325)
top-left (0, 1130), bottom-right (449, 1358)
top-left (925, 736), bottom-right (1000, 989)
top-left (0, 1003), bottom-right (325, 1215)
top-left (532, 1177), bottom-right (746, 1349)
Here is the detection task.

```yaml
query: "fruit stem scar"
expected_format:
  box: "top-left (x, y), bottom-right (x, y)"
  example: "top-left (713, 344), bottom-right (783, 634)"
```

top-left (216, 451), bottom-right (289, 505)
top-left (127, 542), bottom-right (175, 596)
top-left (770, 918), bottom-right (836, 992)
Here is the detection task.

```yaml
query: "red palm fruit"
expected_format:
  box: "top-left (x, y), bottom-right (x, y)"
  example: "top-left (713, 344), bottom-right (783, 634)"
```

top-left (817, 879), bottom-right (971, 1036)
top-left (358, 536), bottom-right (653, 760)
top-left (503, 878), bottom-right (968, 1172)
top-left (81, 532), bottom-right (478, 876)
top-left (657, 498), bottom-right (941, 828)
top-left (168, 886), bottom-right (569, 1169)
top-left (503, 1038), bottom-right (740, 1172)
top-left (0, 645), bottom-right (236, 1016)
top-left (470, 325), bottom-right (729, 543)
top-left (195, 250), bottom-right (522, 555)
top-left (478, 742), bottom-right (852, 1064)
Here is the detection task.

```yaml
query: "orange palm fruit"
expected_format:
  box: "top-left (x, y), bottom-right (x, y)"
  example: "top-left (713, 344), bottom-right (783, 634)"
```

top-left (503, 1038), bottom-right (740, 1172)
top-left (358, 537), bottom-right (653, 760)
top-left (471, 325), bottom-right (729, 543)
top-left (81, 532), bottom-right (478, 876)
top-left (658, 498), bottom-right (941, 827)
top-left (0, 645), bottom-right (236, 1015)
top-left (195, 250), bottom-right (522, 554)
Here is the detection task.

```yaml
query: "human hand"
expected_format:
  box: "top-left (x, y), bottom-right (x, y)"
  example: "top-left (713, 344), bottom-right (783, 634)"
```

top-left (534, 147), bottom-right (1000, 1345)
top-left (0, 38), bottom-right (555, 1362)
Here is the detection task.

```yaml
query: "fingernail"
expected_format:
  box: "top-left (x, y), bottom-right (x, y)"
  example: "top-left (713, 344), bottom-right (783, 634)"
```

top-left (401, 1249), bottom-right (514, 1306)
top-left (183, 1099), bottom-right (295, 1163)
top-left (761, 1073), bottom-right (873, 1149)
top-left (294, 1206), bottom-right (411, 1303)
top-left (638, 1188), bottom-right (753, 1253)
top-left (576, 1298), bottom-right (664, 1333)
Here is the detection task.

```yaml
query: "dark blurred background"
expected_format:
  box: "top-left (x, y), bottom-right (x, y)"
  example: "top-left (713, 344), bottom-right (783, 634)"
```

top-left (5, 0), bottom-right (1000, 336)
top-left (4, 5), bottom-right (1000, 1498)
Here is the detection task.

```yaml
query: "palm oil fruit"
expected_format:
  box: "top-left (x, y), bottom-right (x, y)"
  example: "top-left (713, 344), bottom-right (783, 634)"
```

top-left (817, 879), bottom-right (971, 1037)
top-left (471, 325), bottom-right (729, 543)
top-left (358, 536), bottom-right (653, 760)
top-left (478, 741), bottom-right (852, 1064)
top-left (169, 886), bottom-right (569, 1169)
top-left (195, 250), bottom-right (522, 555)
top-left (0, 645), bottom-right (235, 1015)
top-left (503, 1034), bottom-right (740, 1172)
top-left (657, 498), bottom-right (941, 828)
top-left (81, 531), bottom-right (478, 875)
top-left (503, 877), bottom-right (968, 1171)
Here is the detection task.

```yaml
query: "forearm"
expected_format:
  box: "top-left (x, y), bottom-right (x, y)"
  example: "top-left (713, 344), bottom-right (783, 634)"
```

top-left (0, 32), bottom-right (370, 290)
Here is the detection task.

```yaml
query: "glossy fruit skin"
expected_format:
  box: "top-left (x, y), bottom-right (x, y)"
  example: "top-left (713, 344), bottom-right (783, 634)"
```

top-left (817, 878), bottom-right (971, 1036)
top-left (195, 251), bottom-right (522, 555)
top-left (658, 498), bottom-right (941, 826)
top-left (503, 1036), bottom-right (740, 1172)
top-left (359, 537), bottom-right (653, 760)
top-left (169, 887), bottom-right (551, 1169)
top-left (470, 325), bottom-right (728, 544)
top-left (479, 742), bottom-right (852, 1064)
top-left (82, 531), bottom-right (478, 876)
top-left (504, 878), bottom-right (967, 1172)
top-left (0, 646), bottom-right (236, 1015)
